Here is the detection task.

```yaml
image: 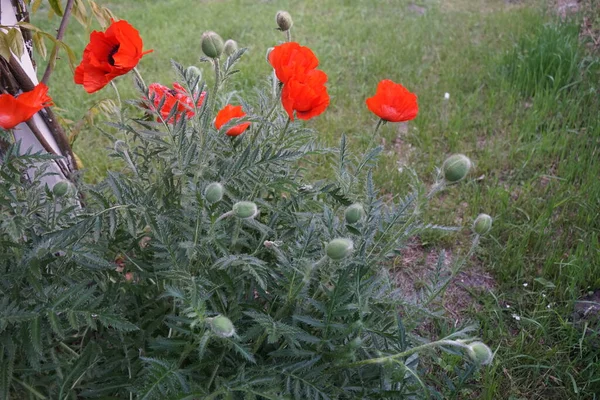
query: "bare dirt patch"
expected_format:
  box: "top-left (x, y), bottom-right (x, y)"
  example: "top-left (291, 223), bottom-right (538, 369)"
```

top-left (392, 238), bottom-right (496, 321)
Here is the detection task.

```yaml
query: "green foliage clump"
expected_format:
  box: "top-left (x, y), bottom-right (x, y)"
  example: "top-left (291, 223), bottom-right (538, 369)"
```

top-left (0, 37), bottom-right (489, 400)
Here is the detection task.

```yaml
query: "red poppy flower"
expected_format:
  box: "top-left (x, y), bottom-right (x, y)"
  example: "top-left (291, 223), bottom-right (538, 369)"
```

top-left (74, 20), bottom-right (152, 94)
top-left (366, 80), bottom-right (418, 122)
top-left (268, 42), bottom-right (319, 84)
top-left (146, 82), bottom-right (206, 123)
top-left (281, 69), bottom-right (330, 121)
top-left (215, 104), bottom-right (251, 136)
top-left (0, 83), bottom-right (53, 130)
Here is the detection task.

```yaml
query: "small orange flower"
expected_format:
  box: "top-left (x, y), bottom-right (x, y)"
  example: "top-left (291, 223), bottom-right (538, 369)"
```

top-left (146, 82), bottom-right (205, 123)
top-left (74, 20), bottom-right (152, 93)
top-left (0, 83), bottom-right (53, 130)
top-left (268, 42), bottom-right (319, 84)
top-left (281, 69), bottom-right (330, 121)
top-left (215, 104), bottom-right (251, 136)
top-left (366, 80), bottom-right (418, 122)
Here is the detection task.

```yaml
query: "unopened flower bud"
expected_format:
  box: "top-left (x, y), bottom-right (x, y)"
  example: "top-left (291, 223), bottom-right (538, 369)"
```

top-left (473, 214), bottom-right (493, 235)
top-left (233, 201), bottom-right (258, 219)
top-left (467, 341), bottom-right (493, 365)
top-left (125, 272), bottom-right (134, 282)
top-left (205, 182), bottom-right (224, 203)
top-left (201, 31), bottom-right (224, 59)
top-left (276, 11), bottom-right (293, 31)
top-left (209, 315), bottom-right (235, 337)
top-left (52, 180), bottom-right (71, 197)
top-left (442, 154), bottom-right (472, 183)
top-left (223, 39), bottom-right (238, 57)
top-left (186, 66), bottom-right (202, 80)
top-left (326, 238), bottom-right (354, 260)
top-left (345, 203), bottom-right (364, 224)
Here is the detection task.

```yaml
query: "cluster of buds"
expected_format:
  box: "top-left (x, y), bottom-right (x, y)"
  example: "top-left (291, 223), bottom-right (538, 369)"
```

top-left (201, 32), bottom-right (238, 59)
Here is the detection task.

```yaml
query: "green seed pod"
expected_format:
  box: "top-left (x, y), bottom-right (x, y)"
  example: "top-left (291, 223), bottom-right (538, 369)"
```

top-left (275, 11), bottom-right (293, 31)
top-left (209, 315), bottom-right (235, 338)
top-left (326, 238), bottom-right (354, 260)
top-left (205, 182), bottom-right (224, 204)
top-left (467, 341), bottom-right (493, 366)
top-left (201, 31), bottom-right (224, 59)
top-left (442, 154), bottom-right (472, 183)
top-left (52, 180), bottom-right (71, 197)
top-left (223, 39), bottom-right (238, 57)
top-left (233, 201), bottom-right (258, 219)
top-left (345, 203), bottom-right (364, 224)
top-left (473, 213), bottom-right (493, 235)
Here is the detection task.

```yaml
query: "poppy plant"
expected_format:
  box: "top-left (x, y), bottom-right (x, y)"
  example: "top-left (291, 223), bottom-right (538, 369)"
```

top-left (147, 83), bottom-right (205, 123)
top-left (74, 19), bottom-right (152, 94)
top-left (215, 104), bottom-right (251, 136)
top-left (268, 42), bottom-right (319, 84)
top-left (0, 83), bottom-right (53, 130)
top-left (366, 79), bottom-right (418, 123)
top-left (281, 69), bottom-right (330, 121)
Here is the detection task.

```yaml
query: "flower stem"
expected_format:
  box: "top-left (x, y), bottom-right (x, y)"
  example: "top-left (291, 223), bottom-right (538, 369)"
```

top-left (110, 81), bottom-right (122, 110)
top-left (347, 339), bottom-right (468, 368)
top-left (366, 118), bottom-right (384, 149)
top-left (211, 58), bottom-right (221, 112)
top-left (285, 29), bottom-right (292, 42)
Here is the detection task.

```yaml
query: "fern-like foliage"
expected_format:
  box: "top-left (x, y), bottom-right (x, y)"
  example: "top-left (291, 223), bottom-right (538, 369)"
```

top-left (0, 49), bottom-right (484, 399)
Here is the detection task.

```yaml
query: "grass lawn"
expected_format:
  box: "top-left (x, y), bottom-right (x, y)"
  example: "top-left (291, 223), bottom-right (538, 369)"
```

top-left (33, 0), bottom-right (599, 398)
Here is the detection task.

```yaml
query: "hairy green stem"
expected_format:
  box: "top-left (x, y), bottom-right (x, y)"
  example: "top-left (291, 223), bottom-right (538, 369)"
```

top-left (347, 339), bottom-right (468, 368)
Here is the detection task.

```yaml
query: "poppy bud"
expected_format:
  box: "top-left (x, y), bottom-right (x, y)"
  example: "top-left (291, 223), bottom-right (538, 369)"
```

top-left (232, 201), bottom-right (258, 219)
top-left (52, 180), bottom-right (72, 197)
top-left (467, 341), bottom-right (493, 366)
top-left (345, 203), bottom-right (364, 224)
top-left (205, 182), bottom-right (224, 203)
top-left (276, 11), bottom-right (293, 31)
top-left (348, 337), bottom-right (363, 349)
top-left (442, 154), bottom-right (472, 183)
top-left (473, 213), bottom-right (493, 235)
top-left (208, 315), bottom-right (235, 337)
top-left (186, 66), bottom-right (202, 80)
top-left (326, 238), bottom-right (354, 260)
top-left (223, 39), bottom-right (238, 57)
top-left (201, 31), bottom-right (224, 59)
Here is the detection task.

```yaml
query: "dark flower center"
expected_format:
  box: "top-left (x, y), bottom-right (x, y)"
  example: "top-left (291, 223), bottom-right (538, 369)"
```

top-left (169, 89), bottom-right (178, 96)
top-left (107, 44), bottom-right (120, 66)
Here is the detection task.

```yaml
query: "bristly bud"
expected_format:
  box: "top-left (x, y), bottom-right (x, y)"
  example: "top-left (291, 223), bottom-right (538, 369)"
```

top-left (276, 11), bottom-right (293, 31)
top-left (442, 154), bottom-right (472, 183)
top-left (186, 66), bottom-right (202, 80)
top-left (205, 182), bottom-right (224, 204)
top-left (223, 39), bottom-right (238, 57)
top-left (467, 341), bottom-right (493, 366)
top-left (473, 213), bottom-right (493, 235)
top-left (201, 31), bottom-right (224, 59)
top-left (233, 201), bottom-right (258, 219)
top-left (52, 180), bottom-right (72, 197)
top-left (208, 315), bottom-right (235, 337)
top-left (326, 238), bottom-right (354, 260)
top-left (345, 203), bottom-right (364, 224)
